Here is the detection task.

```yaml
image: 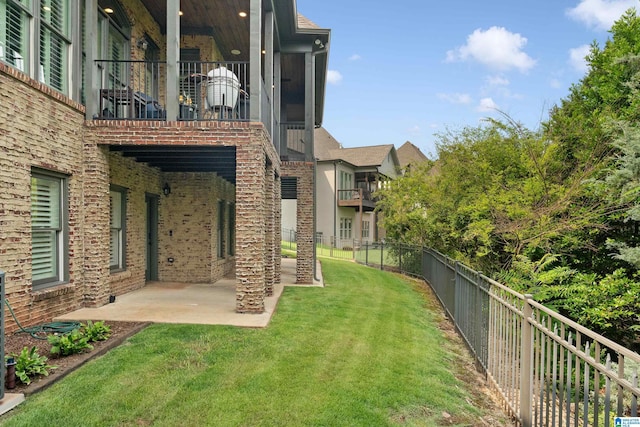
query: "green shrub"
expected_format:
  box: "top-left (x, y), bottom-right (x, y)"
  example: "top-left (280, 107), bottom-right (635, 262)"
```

top-left (48, 329), bottom-right (93, 356)
top-left (81, 320), bottom-right (111, 342)
top-left (8, 346), bottom-right (56, 385)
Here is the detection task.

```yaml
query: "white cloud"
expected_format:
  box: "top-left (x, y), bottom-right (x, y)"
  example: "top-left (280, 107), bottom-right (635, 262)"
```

top-left (569, 44), bottom-right (591, 73)
top-left (327, 70), bottom-right (343, 85)
top-left (480, 74), bottom-right (522, 100)
top-left (550, 78), bottom-right (562, 89)
top-left (446, 26), bottom-right (536, 72)
top-left (408, 125), bottom-right (422, 136)
top-left (477, 97), bottom-right (499, 112)
top-left (437, 93), bottom-right (473, 104)
top-left (486, 75), bottom-right (510, 86)
top-left (349, 54), bottom-right (362, 61)
top-left (566, 0), bottom-right (637, 30)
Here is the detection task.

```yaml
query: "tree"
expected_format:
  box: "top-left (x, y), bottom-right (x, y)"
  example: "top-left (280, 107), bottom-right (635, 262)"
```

top-left (377, 118), bottom-right (604, 273)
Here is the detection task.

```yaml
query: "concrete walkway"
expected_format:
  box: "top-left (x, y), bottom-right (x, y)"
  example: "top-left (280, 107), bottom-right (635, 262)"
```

top-left (56, 258), bottom-right (323, 328)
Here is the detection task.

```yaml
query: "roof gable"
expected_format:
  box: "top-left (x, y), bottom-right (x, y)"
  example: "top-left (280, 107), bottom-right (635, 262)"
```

top-left (397, 141), bottom-right (429, 168)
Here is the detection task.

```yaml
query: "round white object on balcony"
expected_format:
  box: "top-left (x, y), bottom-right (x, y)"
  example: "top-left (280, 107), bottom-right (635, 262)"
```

top-left (206, 66), bottom-right (240, 109)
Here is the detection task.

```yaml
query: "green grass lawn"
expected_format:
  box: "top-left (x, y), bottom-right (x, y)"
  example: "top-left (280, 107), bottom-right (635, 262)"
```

top-left (0, 259), bottom-right (501, 426)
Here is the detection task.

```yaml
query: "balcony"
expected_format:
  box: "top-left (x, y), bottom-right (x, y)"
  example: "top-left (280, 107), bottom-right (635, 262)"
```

top-left (337, 188), bottom-right (376, 211)
top-left (95, 60), bottom-right (251, 123)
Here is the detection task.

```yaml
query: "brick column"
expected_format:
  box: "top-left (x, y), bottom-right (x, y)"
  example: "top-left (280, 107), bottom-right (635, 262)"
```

top-left (82, 141), bottom-right (112, 306)
top-left (235, 142), bottom-right (266, 312)
top-left (295, 163), bottom-right (314, 284)
top-left (274, 174), bottom-right (282, 284)
top-left (264, 163), bottom-right (275, 296)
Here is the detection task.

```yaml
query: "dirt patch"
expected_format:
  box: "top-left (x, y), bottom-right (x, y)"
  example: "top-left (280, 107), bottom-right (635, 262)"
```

top-left (4, 321), bottom-right (149, 396)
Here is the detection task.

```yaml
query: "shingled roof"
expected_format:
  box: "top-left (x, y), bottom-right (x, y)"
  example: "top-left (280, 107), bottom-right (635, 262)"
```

top-left (397, 141), bottom-right (428, 168)
top-left (328, 144), bottom-right (396, 167)
top-left (314, 128), bottom-right (398, 167)
top-left (314, 127), bottom-right (342, 160)
top-left (297, 14), bottom-right (319, 29)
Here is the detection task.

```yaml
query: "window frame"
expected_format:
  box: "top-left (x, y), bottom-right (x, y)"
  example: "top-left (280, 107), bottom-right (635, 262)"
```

top-left (339, 217), bottom-right (352, 240)
top-left (338, 170), bottom-right (353, 201)
top-left (217, 200), bottom-right (225, 259)
top-left (0, 0), bottom-right (78, 96)
top-left (227, 202), bottom-right (235, 256)
top-left (31, 168), bottom-right (68, 289)
top-left (0, 0), bottom-right (32, 73)
top-left (362, 220), bottom-right (370, 239)
top-left (109, 185), bottom-right (127, 272)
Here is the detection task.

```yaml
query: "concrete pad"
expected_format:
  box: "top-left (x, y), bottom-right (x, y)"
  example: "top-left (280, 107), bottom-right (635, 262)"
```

top-left (55, 258), bottom-right (323, 327)
top-left (0, 393), bottom-right (25, 416)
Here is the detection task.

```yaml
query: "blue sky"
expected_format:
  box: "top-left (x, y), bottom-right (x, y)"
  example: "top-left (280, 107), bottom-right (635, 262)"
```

top-left (296, 0), bottom-right (639, 158)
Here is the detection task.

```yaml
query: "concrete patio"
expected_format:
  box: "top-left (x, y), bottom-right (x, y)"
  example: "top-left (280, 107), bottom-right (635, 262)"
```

top-left (55, 258), bottom-right (323, 328)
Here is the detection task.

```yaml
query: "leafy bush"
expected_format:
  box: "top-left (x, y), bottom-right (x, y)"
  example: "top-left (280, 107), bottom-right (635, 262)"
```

top-left (8, 346), bottom-right (56, 385)
top-left (81, 320), bottom-right (111, 342)
top-left (48, 329), bottom-right (93, 356)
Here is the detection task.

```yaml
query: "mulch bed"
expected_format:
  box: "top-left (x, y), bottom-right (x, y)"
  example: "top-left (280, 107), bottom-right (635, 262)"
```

top-left (4, 321), bottom-right (149, 396)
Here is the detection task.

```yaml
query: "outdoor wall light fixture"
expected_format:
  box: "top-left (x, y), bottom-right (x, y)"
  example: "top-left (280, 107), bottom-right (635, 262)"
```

top-left (137, 37), bottom-right (148, 50)
top-left (314, 38), bottom-right (325, 49)
top-left (163, 183), bottom-right (171, 196)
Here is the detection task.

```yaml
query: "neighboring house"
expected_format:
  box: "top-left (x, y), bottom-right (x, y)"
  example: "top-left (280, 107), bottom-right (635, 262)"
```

top-left (0, 0), bottom-right (330, 330)
top-left (309, 128), bottom-right (400, 246)
top-left (397, 141), bottom-right (429, 173)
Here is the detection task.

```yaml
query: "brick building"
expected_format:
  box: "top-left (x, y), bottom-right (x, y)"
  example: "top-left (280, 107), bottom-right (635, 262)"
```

top-left (0, 0), bottom-right (329, 330)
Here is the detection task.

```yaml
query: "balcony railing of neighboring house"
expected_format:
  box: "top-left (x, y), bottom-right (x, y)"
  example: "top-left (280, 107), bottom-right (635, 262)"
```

top-left (337, 188), bottom-right (376, 211)
top-left (95, 60), bottom-right (256, 123)
top-left (337, 188), bottom-right (372, 201)
top-left (280, 122), bottom-right (306, 161)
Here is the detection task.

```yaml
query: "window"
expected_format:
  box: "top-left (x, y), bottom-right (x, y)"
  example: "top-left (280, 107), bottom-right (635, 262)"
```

top-left (362, 220), bottom-right (370, 239)
top-left (31, 170), bottom-right (67, 288)
top-left (39, 0), bottom-right (70, 92)
top-left (339, 170), bottom-right (353, 200)
top-left (217, 200), bottom-right (225, 258)
top-left (1, 0), bottom-right (30, 72)
top-left (228, 203), bottom-right (235, 256)
top-left (109, 186), bottom-right (126, 270)
top-left (0, 0), bottom-right (71, 93)
top-left (339, 217), bottom-right (352, 240)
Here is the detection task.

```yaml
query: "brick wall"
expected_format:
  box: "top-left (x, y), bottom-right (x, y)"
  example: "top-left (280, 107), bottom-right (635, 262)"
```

top-left (87, 121), bottom-right (280, 313)
top-left (274, 174), bottom-right (282, 283)
top-left (159, 172), bottom-right (234, 283)
top-left (0, 64), bottom-right (86, 331)
top-left (108, 152), bottom-right (161, 295)
top-left (264, 162), bottom-right (275, 296)
top-left (281, 161), bottom-right (315, 284)
top-left (2, 57), bottom-right (282, 326)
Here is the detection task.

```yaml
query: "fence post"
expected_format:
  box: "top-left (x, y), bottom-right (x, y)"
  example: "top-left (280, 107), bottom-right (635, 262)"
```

top-left (330, 236), bottom-right (334, 258)
top-left (380, 241), bottom-right (384, 270)
top-left (520, 294), bottom-right (534, 427)
top-left (365, 241), bottom-right (369, 266)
